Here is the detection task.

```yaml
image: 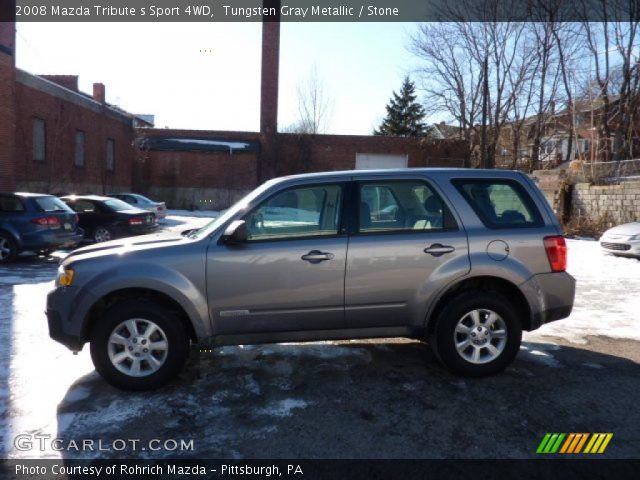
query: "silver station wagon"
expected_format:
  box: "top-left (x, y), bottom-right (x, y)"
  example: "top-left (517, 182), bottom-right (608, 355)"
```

top-left (47, 169), bottom-right (575, 390)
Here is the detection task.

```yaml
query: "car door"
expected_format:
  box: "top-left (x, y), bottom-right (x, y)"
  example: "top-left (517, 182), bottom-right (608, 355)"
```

top-left (345, 176), bottom-right (470, 329)
top-left (207, 182), bottom-right (348, 335)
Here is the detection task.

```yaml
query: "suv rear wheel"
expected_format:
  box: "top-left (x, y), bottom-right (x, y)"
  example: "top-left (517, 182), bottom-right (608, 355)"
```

top-left (90, 300), bottom-right (189, 390)
top-left (430, 291), bottom-right (522, 376)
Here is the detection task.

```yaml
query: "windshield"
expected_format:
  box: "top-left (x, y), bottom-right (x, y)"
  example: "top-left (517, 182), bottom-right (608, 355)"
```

top-left (188, 179), bottom-right (279, 238)
top-left (103, 198), bottom-right (136, 211)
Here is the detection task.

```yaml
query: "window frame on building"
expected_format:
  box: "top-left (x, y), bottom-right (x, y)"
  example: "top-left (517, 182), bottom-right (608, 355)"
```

top-left (74, 130), bottom-right (86, 167)
top-left (32, 118), bottom-right (46, 163)
top-left (106, 138), bottom-right (115, 172)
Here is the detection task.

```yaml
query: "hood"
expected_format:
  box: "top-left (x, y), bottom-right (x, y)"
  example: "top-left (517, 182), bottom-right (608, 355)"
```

top-left (63, 231), bottom-right (188, 262)
top-left (603, 222), bottom-right (640, 237)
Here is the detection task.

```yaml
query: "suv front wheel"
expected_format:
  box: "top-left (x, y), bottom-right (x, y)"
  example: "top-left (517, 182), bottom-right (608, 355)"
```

top-left (90, 299), bottom-right (189, 390)
top-left (430, 291), bottom-right (522, 376)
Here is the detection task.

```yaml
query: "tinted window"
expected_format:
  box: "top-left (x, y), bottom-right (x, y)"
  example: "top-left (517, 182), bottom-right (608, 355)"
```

top-left (453, 179), bottom-right (543, 228)
top-left (244, 184), bottom-right (343, 241)
top-left (359, 180), bottom-right (456, 233)
top-left (34, 196), bottom-right (73, 213)
top-left (67, 200), bottom-right (96, 213)
top-left (0, 196), bottom-right (25, 212)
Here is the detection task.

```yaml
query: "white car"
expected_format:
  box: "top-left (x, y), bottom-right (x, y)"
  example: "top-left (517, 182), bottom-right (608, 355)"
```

top-left (600, 222), bottom-right (640, 258)
top-left (107, 193), bottom-right (167, 220)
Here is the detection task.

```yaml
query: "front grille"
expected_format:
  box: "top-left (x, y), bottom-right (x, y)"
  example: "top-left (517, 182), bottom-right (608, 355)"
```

top-left (601, 242), bottom-right (631, 251)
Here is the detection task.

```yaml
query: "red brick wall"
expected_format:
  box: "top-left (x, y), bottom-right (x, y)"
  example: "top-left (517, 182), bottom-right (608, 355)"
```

top-left (14, 81), bottom-right (136, 194)
top-left (134, 129), bottom-right (466, 208)
top-left (274, 133), bottom-right (466, 176)
top-left (135, 129), bottom-right (260, 191)
top-left (0, 22), bottom-right (16, 191)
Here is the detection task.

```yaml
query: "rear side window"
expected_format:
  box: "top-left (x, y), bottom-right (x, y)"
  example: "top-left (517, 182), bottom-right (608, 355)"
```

top-left (358, 180), bottom-right (457, 233)
top-left (0, 196), bottom-right (25, 212)
top-left (34, 196), bottom-right (73, 213)
top-left (452, 179), bottom-right (543, 228)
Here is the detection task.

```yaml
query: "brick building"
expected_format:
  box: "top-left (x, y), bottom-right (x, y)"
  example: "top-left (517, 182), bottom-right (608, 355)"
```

top-left (2, 15), bottom-right (466, 208)
top-left (0, 21), bottom-right (150, 195)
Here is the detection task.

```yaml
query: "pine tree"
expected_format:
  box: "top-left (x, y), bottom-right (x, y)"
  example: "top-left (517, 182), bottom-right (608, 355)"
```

top-left (374, 77), bottom-right (427, 137)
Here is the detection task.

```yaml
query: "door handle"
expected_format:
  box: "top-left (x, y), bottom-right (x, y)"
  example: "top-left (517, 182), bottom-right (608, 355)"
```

top-left (424, 243), bottom-right (455, 257)
top-left (301, 250), bottom-right (334, 263)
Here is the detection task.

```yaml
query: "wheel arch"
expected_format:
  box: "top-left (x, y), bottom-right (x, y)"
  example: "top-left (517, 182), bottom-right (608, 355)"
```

top-left (82, 287), bottom-right (198, 344)
top-left (425, 275), bottom-right (532, 334)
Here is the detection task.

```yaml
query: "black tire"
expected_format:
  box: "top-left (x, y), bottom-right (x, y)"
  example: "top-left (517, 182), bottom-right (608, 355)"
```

top-left (90, 299), bottom-right (190, 391)
top-left (429, 291), bottom-right (522, 377)
top-left (92, 226), bottom-right (112, 243)
top-left (0, 232), bottom-right (18, 263)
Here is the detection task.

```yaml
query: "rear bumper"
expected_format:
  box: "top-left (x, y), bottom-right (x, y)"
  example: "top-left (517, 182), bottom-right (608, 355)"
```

top-left (20, 230), bottom-right (84, 251)
top-left (520, 271), bottom-right (576, 330)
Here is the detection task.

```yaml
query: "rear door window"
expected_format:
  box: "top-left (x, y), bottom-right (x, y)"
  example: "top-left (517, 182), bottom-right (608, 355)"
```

top-left (452, 179), bottom-right (543, 228)
top-left (358, 180), bottom-right (457, 233)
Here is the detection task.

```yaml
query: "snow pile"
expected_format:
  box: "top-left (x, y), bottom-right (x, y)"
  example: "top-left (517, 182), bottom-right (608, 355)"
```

top-left (525, 239), bottom-right (640, 344)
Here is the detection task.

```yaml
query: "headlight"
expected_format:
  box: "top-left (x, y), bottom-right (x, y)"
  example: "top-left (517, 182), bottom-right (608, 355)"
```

top-left (629, 234), bottom-right (640, 240)
top-left (56, 266), bottom-right (75, 287)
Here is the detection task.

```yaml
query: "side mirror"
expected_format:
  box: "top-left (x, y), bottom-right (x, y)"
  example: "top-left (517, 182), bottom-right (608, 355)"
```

top-left (222, 220), bottom-right (248, 245)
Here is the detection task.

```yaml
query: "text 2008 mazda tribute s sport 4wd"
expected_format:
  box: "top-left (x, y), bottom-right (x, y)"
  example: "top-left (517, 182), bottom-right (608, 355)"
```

top-left (47, 169), bottom-right (575, 390)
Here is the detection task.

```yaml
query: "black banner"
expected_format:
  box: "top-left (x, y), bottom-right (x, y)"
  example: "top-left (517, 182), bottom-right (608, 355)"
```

top-left (2, 459), bottom-right (640, 480)
top-left (5, 0), bottom-right (640, 23)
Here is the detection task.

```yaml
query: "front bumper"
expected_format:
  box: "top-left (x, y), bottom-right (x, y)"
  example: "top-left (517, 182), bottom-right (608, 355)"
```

top-left (520, 271), bottom-right (576, 331)
top-left (46, 285), bottom-right (92, 351)
top-left (599, 237), bottom-right (640, 258)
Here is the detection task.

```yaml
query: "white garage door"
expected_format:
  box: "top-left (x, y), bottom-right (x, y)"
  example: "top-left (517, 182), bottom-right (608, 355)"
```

top-left (355, 153), bottom-right (408, 170)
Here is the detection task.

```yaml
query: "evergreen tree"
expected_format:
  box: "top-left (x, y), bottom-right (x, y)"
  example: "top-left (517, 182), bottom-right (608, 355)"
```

top-left (374, 77), bottom-right (427, 136)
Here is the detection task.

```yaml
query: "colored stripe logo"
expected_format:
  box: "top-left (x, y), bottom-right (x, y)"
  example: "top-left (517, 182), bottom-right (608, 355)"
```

top-left (537, 433), bottom-right (613, 454)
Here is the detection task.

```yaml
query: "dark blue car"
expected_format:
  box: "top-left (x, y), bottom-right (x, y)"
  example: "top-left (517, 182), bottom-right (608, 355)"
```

top-left (0, 193), bottom-right (84, 263)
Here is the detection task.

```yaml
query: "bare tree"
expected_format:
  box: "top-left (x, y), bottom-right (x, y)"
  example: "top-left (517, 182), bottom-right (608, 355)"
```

top-left (284, 67), bottom-right (333, 135)
top-left (410, 22), bottom-right (484, 167)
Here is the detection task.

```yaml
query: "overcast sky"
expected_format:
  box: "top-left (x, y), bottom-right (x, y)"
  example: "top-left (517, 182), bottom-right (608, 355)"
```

top-left (15, 22), bottom-right (426, 134)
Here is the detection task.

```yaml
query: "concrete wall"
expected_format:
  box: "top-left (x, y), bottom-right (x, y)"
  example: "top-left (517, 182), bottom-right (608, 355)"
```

top-left (530, 169), bottom-right (569, 217)
top-left (572, 181), bottom-right (640, 225)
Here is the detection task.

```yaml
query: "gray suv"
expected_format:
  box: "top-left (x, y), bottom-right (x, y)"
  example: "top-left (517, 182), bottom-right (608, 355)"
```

top-left (47, 169), bottom-right (575, 390)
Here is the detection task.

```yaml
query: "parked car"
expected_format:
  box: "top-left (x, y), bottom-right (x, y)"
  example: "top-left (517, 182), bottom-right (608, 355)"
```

top-left (47, 169), bottom-right (575, 390)
top-left (600, 222), bottom-right (640, 258)
top-left (60, 195), bottom-right (158, 243)
top-left (107, 193), bottom-right (167, 220)
top-left (0, 192), bottom-right (83, 263)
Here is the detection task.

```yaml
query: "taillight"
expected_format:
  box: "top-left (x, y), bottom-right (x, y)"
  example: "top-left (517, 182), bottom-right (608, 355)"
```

top-left (544, 235), bottom-right (567, 272)
top-left (129, 217), bottom-right (144, 226)
top-left (31, 217), bottom-right (61, 228)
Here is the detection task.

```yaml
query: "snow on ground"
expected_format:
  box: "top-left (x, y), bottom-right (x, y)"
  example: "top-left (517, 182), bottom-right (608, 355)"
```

top-left (524, 238), bottom-right (640, 344)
